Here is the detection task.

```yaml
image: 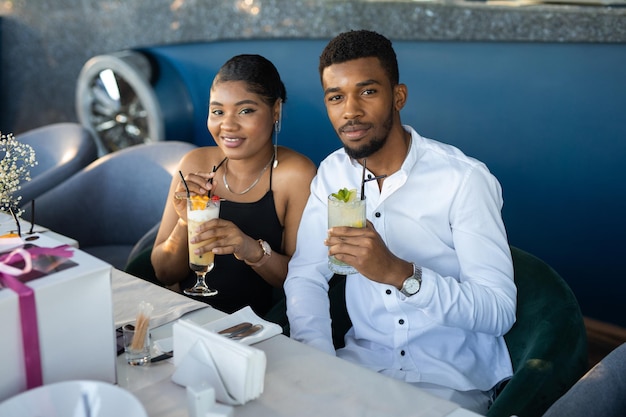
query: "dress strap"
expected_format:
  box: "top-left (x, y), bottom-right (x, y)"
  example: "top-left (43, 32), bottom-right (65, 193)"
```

top-left (269, 152), bottom-right (276, 191)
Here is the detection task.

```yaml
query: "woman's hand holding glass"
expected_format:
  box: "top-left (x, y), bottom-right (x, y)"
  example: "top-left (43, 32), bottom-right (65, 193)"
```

top-left (193, 217), bottom-right (261, 264)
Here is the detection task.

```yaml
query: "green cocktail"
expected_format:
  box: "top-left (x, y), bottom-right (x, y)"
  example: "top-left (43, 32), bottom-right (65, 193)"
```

top-left (327, 190), bottom-right (366, 275)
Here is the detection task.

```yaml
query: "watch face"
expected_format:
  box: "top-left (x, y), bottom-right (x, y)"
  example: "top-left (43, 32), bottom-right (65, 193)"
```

top-left (260, 240), bottom-right (272, 256)
top-left (404, 278), bottom-right (420, 295)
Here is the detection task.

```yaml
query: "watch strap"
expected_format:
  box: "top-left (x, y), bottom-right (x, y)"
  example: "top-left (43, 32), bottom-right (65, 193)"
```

top-left (400, 262), bottom-right (422, 296)
top-left (244, 239), bottom-right (272, 267)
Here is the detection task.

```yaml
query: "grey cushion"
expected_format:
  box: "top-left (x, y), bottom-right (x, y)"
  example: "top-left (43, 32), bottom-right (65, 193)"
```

top-left (542, 343), bottom-right (626, 417)
top-left (23, 141), bottom-right (197, 269)
top-left (18, 123), bottom-right (98, 206)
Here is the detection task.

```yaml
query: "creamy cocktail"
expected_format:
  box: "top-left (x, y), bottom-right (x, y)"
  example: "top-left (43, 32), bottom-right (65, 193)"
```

top-left (185, 195), bottom-right (220, 296)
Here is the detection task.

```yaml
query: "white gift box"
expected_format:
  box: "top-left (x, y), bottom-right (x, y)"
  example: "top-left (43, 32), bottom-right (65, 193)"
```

top-left (0, 234), bottom-right (116, 402)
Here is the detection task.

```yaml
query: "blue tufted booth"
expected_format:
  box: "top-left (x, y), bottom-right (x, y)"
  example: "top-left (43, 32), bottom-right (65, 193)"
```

top-left (129, 39), bottom-right (626, 329)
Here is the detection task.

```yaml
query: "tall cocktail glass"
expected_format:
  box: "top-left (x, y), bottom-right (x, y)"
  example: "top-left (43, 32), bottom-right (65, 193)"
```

top-left (327, 193), bottom-right (366, 275)
top-left (185, 196), bottom-right (220, 296)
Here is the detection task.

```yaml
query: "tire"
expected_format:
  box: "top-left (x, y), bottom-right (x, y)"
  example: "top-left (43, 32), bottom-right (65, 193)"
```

top-left (75, 51), bottom-right (164, 155)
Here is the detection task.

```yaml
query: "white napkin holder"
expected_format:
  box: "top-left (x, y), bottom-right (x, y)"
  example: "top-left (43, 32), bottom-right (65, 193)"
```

top-left (187, 385), bottom-right (233, 417)
top-left (172, 319), bottom-right (266, 405)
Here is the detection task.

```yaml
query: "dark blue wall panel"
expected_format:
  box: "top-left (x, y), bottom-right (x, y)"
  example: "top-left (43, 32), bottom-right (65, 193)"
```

top-left (141, 40), bottom-right (626, 327)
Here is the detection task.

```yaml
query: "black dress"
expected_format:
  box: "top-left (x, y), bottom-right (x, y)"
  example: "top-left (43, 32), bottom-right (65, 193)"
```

top-left (181, 164), bottom-right (283, 317)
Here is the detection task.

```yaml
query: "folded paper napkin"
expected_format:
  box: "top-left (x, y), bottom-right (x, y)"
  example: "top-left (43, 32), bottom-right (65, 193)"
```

top-left (172, 319), bottom-right (266, 405)
top-left (202, 306), bottom-right (282, 346)
top-left (155, 306), bottom-right (283, 353)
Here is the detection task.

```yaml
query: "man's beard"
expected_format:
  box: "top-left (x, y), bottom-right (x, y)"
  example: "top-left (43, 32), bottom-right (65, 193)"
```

top-left (343, 110), bottom-right (393, 160)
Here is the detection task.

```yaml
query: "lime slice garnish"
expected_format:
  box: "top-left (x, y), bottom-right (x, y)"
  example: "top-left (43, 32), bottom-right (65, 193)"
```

top-left (346, 189), bottom-right (357, 202)
top-left (332, 187), bottom-right (358, 202)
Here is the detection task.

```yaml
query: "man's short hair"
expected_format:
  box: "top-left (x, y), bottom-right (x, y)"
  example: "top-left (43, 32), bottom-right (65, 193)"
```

top-left (319, 30), bottom-right (399, 86)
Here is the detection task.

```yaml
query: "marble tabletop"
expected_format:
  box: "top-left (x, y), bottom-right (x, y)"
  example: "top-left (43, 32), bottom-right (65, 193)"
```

top-left (111, 268), bottom-right (482, 417)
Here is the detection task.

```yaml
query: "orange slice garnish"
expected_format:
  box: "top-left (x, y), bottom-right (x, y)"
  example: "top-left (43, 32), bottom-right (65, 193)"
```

top-left (189, 195), bottom-right (210, 210)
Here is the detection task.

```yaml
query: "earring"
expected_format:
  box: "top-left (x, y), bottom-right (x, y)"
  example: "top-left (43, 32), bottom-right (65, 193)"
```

top-left (273, 120), bottom-right (279, 168)
top-left (273, 100), bottom-right (282, 168)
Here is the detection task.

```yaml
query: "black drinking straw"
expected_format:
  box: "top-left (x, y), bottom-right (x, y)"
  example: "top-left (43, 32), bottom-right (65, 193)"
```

top-left (208, 165), bottom-right (217, 199)
top-left (360, 159), bottom-right (367, 200)
top-left (178, 170), bottom-right (190, 198)
top-left (360, 159), bottom-right (388, 197)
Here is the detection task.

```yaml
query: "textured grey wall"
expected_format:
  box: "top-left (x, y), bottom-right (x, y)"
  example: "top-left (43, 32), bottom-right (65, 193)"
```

top-left (1, 0), bottom-right (624, 134)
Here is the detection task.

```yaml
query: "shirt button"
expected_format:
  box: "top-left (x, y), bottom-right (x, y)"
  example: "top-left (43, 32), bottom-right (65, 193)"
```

top-left (386, 289), bottom-right (392, 295)
top-left (400, 350), bottom-right (406, 356)
top-left (375, 212), bottom-right (381, 218)
top-left (399, 319), bottom-right (405, 325)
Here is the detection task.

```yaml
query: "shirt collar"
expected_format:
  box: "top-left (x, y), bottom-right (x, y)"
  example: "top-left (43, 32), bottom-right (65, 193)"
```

top-left (399, 125), bottom-right (421, 175)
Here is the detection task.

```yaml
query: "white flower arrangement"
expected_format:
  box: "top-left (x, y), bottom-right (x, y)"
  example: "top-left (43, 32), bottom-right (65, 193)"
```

top-left (1, 131), bottom-right (37, 219)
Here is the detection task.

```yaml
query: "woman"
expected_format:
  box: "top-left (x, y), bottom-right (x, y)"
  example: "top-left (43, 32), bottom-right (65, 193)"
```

top-left (151, 54), bottom-right (316, 316)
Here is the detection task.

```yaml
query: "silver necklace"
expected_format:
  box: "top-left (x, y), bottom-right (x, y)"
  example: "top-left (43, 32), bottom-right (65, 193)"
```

top-left (223, 155), bottom-right (273, 195)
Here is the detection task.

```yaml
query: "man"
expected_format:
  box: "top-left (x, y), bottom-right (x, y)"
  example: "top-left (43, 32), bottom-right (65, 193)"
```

top-left (284, 30), bottom-right (516, 414)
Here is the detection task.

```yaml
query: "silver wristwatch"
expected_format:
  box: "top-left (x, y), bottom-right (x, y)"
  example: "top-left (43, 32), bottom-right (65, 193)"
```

top-left (400, 263), bottom-right (422, 297)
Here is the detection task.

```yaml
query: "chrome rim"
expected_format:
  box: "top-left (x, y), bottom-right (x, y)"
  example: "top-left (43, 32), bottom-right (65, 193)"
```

top-left (87, 68), bottom-right (150, 152)
top-left (76, 51), bottom-right (164, 155)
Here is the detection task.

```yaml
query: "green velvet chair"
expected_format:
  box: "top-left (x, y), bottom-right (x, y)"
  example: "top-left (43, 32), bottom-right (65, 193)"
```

top-left (124, 222), bottom-right (162, 287)
top-left (487, 246), bottom-right (588, 417)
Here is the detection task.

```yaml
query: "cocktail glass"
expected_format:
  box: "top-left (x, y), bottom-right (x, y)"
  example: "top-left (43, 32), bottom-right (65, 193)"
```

top-left (184, 196), bottom-right (221, 296)
top-left (327, 193), bottom-right (366, 275)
